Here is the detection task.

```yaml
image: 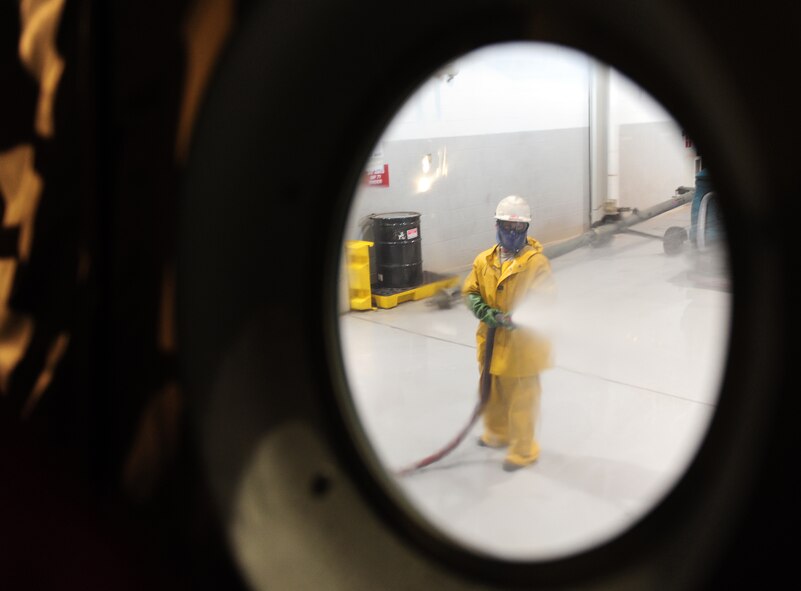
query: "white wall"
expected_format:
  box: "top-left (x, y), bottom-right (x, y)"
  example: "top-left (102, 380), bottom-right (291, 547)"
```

top-left (609, 70), bottom-right (697, 209)
top-left (384, 42), bottom-right (591, 140)
top-left (346, 43), bottom-right (591, 279)
top-left (347, 127), bottom-right (588, 276)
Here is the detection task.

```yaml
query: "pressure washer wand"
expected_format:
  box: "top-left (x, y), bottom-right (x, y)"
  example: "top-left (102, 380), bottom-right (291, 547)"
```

top-left (395, 325), bottom-right (497, 477)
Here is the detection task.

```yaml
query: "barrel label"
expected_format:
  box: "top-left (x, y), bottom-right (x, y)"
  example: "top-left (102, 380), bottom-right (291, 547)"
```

top-left (406, 227), bottom-right (418, 239)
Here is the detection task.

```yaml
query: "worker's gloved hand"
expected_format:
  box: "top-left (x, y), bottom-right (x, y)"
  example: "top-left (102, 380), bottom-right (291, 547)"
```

top-left (482, 308), bottom-right (513, 328)
top-left (481, 308), bottom-right (504, 328)
top-left (466, 293), bottom-right (514, 329)
top-left (494, 312), bottom-right (514, 329)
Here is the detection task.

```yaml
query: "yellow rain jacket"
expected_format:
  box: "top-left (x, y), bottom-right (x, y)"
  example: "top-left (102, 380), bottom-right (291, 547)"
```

top-left (462, 237), bottom-right (553, 377)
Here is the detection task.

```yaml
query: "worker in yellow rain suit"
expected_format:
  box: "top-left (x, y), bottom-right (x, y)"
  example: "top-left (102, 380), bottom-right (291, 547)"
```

top-left (462, 195), bottom-right (553, 471)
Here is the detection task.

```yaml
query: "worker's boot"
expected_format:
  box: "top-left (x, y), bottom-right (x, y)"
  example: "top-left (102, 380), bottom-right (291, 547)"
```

top-left (478, 434), bottom-right (508, 449)
top-left (503, 441), bottom-right (540, 471)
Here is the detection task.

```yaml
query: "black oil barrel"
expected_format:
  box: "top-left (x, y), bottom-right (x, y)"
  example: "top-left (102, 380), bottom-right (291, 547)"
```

top-left (370, 212), bottom-right (423, 288)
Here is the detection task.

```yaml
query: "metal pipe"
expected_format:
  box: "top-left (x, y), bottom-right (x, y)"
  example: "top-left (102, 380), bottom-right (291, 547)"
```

top-left (543, 187), bottom-right (694, 260)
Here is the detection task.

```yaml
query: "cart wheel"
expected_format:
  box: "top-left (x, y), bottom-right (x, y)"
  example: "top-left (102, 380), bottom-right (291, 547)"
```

top-left (663, 226), bottom-right (688, 255)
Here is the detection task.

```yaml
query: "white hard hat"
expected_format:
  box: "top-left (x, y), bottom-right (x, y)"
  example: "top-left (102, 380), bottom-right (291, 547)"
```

top-left (494, 195), bottom-right (531, 222)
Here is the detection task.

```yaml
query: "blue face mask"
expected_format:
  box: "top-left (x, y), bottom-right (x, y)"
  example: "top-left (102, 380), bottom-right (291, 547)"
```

top-left (497, 222), bottom-right (528, 253)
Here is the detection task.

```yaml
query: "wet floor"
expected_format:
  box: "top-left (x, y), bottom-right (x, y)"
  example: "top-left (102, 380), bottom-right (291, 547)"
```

top-left (339, 203), bottom-right (730, 560)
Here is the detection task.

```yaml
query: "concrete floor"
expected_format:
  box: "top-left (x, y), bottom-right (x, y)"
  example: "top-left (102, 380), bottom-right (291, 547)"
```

top-left (338, 203), bottom-right (730, 561)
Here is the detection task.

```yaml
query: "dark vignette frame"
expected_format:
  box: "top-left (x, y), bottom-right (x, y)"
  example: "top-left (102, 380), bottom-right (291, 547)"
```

top-left (177, 0), bottom-right (789, 589)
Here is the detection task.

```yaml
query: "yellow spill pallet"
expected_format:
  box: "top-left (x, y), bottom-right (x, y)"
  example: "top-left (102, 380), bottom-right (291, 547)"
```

top-left (344, 240), bottom-right (460, 310)
top-left (372, 274), bottom-right (460, 309)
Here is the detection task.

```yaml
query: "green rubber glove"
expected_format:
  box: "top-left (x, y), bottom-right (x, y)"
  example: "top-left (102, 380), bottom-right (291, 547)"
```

top-left (466, 293), bottom-right (511, 328)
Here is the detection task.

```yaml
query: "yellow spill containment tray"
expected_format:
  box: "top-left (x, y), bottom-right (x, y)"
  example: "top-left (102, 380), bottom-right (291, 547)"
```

top-left (371, 272), bottom-right (460, 309)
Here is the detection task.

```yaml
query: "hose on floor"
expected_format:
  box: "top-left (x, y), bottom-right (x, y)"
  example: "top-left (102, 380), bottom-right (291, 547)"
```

top-left (395, 326), bottom-right (496, 477)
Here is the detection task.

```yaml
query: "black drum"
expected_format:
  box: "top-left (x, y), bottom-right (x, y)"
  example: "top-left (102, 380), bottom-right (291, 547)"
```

top-left (369, 212), bottom-right (423, 288)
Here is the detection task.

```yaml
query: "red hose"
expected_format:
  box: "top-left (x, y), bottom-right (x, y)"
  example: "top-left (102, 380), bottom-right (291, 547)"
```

top-left (395, 326), bottom-right (496, 477)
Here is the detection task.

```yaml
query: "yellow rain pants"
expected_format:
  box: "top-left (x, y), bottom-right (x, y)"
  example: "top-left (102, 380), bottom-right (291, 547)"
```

top-left (480, 375), bottom-right (542, 466)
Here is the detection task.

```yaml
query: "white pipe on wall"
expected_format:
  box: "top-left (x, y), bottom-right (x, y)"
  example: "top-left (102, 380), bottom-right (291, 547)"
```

top-left (607, 70), bottom-right (621, 208)
top-left (589, 62), bottom-right (609, 227)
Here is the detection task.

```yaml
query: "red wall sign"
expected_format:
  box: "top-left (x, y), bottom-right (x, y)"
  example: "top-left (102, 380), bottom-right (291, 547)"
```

top-left (364, 163), bottom-right (390, 187)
